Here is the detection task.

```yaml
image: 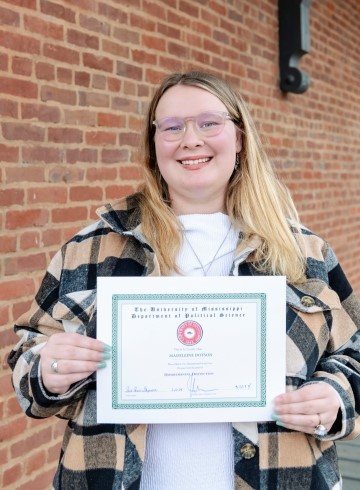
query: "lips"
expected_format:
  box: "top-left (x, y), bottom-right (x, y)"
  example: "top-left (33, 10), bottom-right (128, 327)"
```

top-left (179, 157), bottom-right (211, 166)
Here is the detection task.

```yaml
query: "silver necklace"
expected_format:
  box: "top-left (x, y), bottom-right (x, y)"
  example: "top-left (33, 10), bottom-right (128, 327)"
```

top-left (183, 224), bottom-right (233, 276)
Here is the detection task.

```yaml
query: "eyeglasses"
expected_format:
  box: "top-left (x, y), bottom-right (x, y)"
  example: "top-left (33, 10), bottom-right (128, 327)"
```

top-left (153, 111), bottom-right (232, 141)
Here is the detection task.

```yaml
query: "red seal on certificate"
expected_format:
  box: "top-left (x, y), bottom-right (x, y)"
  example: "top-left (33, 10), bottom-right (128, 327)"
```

top-left (177, 320), bottom-right (203, 345)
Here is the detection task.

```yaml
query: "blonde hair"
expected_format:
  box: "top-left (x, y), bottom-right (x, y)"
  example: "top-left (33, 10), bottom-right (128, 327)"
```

top-left (138, 71), bottom-right (306, 283)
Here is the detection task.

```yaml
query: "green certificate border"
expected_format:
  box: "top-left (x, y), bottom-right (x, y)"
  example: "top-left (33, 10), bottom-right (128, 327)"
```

top-left (111, 293), bottom-right (266, 410)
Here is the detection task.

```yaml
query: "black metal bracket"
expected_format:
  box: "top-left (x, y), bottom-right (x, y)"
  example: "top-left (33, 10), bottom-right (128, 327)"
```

top-left (278, 0), bottom-right (312, 94)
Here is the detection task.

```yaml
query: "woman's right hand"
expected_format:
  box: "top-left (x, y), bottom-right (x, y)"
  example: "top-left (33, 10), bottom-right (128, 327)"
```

top-left (39, 332), bottom-right (111, 395)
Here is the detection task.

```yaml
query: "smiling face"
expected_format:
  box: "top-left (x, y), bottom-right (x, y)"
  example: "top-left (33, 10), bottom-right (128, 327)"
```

top-left (153, 85), bottom-right (242, 215)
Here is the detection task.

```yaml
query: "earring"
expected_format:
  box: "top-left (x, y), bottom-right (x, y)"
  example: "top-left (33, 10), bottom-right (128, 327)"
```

top-left (234, 153), bottom-right (240, 170)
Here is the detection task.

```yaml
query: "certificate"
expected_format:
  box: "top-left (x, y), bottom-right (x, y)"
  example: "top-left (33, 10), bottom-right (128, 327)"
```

top-left (97, 276), bottom-right (286, 423)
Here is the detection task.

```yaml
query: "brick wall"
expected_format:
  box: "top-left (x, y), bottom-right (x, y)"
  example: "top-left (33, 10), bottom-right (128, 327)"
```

top-left (1, 0), bottom-right (359, 488)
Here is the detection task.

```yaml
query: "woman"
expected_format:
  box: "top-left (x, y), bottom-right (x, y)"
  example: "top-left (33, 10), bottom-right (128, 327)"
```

top-left (8, 71), bottom-right (360, 489)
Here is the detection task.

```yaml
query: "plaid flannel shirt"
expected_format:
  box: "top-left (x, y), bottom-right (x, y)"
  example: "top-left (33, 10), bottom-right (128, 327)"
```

top-left (8, 193), bottom-right (360, 489)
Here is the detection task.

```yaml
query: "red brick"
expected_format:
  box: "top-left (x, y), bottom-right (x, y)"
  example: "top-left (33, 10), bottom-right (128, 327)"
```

top-left (5, 252), bottom-right (47, 276)
top-left (0, 189), bottom-right (24, 206)
top-left (0, 5), bottom-right (20, 26)
top-left (0, 30), bottom-right (40, 55)
top-left (83, 53), bottom-right (113, 73)
top-left (0, 446), bottom-right (7, 466)
top-left (102, 40), bottom-right (129, 61)
top-left (0, 98), bottom-right (18, 117)
top-left (66, 148), bottom-right (98, 164)
top-left (41, 86), bottom-right (77, 105)
top-left (11, 428), bottom-right (52, 460)
top-left (35, 61), bottom-right (55, 81)
top-left (98, 3), bottom-right (128, 23)
top-left (0, 235), bottom-right (17, 254)
top-left (22, 146), bottom-right (63, 164)
top-left (2, 122), bottom-right (44, 142)
top-left (111, 96), bottom-right (137, 112)
top-left (0, 51), bottom-right (8, 70)
top-left (52, 206), bottom-right (88, 223)
top-left (5, 166), bottom-right (45, 183)
top-left (40, 0), bottom-right (76, 23)
top-left (167, 9), bottom-right (191, 27)
top-left (130, 12), bottom-right (155, 31)
top-left (97, 112), bottom-right (125, 127)
top-left (3, 463), bottom-right (23, 486)
top-left (79, 91), bottom-right (110, 108)
top-left (1, 0), bottom-right (36, 7)
top-left (6, 209), bottom-right (49, 230)
top-left (167, 41), bottom-right (189, 58)
top-left (42, 228), bottom-right (61, 247)
top-left (11, 56), bottom-right (32, 76)
top-left (120, 166), bottom-right (142, 181)
top-left (86, 167), bottom-right (117, 182)
top-left (57, 67), bottom-right (73, 84)
top-left (0, 77), bottom-right (37, 98)
top-left (6, 396), bottom-right (23, 417)
top-left (142, 0), bottom-right (166, 20)
top-left (209, 0), bottom-right (226, 15)
top-left (43, 43), bottom-right (80, 64)
top-left (48, 166), bottom-right (85, 184)
top-left (113, 26), bottom-right (139, 45)
top-left (86, 130), bottom-right (116, 146)
top-left (0, 144), bottom-right (19, 162)
top-left (64, 109), bottom-right (97, 126)
top-left (1, 413), bottom-right (27, 439)
top-left (116, 61), bottom-right (142, 80)
top-left (26, 450), bottom-right (47, 475)
top-left (67, 28), bottom-right (99, 49)
top-left (142, 34), bottom-right (166, 52)
top-left (92, 73), bottom-right (106, 88)
top-left (0, 328), bottom-right (19, 350)
top-left (69, 186), bottom-right (103, 202)
top-left (101, 148), bottom-right (129, 164)
top-left (119, 132), bottom-right (141, 147)
top-left (27, 187), bottom-right (68, 204)
top-left (75, 70), bottom-right (91, 87)
top-left (79, 14), bottom-right (111, 35)
top-left (24, 14), bottom-right (64, 40)
top-left (132, 49), bottom-right (157, 66)
top-left (107, 77), bottom-right (121, 92)
top-left (105, 185), bottom-right (134, 200)
top-left (48, 127), bottom-right (83, 144)
top-left (19, 231), bottom-right (40, 250)
top-left (21, 103), bottom-right (61, 123)
top-left (12, 299), bottom-right (33, 321)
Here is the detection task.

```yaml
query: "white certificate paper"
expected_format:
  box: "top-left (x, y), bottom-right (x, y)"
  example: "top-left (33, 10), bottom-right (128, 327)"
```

top-left (97, 276), bottom-right (286, 424)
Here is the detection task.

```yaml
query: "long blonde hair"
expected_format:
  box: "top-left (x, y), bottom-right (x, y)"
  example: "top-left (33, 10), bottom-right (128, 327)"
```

top-left (138, 71), bottom-right (306, 283)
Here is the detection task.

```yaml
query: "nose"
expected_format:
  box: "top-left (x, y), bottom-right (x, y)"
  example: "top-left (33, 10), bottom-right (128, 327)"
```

top-left (180, 121), bottom-right (204, 148)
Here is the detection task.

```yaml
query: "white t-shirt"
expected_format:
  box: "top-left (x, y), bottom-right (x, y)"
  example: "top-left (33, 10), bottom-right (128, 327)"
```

top-left (140, 213), bottom-right (238, 490)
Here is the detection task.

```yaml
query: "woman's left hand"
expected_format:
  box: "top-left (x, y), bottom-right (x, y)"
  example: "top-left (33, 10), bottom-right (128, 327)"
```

top-left (272, 383), bottom-right (340, 436)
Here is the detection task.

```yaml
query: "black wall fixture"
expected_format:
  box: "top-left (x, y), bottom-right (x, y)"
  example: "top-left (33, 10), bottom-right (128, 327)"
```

top-left (278, 0), bottom-right (312, 94)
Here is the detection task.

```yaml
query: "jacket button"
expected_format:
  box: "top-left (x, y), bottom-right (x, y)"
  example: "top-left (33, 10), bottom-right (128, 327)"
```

top-left (240, 443), bottom-right (256, 459)
top-left (300, 295), bottom-right (315, 307)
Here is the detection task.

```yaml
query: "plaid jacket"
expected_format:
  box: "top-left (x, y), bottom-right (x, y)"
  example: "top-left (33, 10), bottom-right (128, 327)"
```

top-left (8, 193), bottom-right (360, 489)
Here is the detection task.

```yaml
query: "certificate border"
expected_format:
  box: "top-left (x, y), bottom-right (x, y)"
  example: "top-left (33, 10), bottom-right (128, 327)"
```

top-left (111, 293), bottom-right (266, 410)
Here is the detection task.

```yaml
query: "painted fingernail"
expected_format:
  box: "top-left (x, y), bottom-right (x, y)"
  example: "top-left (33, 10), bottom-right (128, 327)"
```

top-left (97, 361), bottom-right (107, 369)
top-left (271, 413), bottom-right (281, 421)
top-left (102, 352), bottom-right (111, 361)
top-left (276, 421), bottom-right (285, 427)
top-left (102, 343), bottom-right (112, 352)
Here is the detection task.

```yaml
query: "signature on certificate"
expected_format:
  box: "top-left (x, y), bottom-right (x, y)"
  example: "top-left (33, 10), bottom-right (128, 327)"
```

top-left (187, 373), bottom-right (218, 397)
top-left (125, 386), bottom-right (158, 393)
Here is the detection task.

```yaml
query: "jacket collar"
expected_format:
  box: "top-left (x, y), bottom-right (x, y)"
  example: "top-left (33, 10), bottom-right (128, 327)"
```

top-left (96, 193), bottom-right (260, 264)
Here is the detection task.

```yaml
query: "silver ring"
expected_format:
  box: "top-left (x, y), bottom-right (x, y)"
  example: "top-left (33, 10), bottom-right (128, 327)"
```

top-left (51, 360), bottom-right (59, 374)
top-left (314, 424), bottom-right (327, 436)
top-left (314, 414), bottom-right (327, 436)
